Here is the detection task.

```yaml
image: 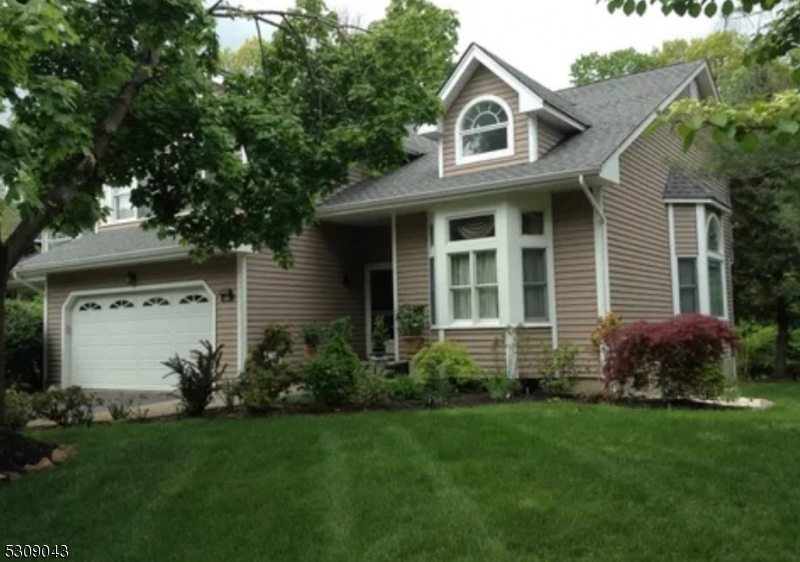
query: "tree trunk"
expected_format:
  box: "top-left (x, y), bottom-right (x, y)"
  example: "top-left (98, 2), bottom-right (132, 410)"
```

top-left (775, 296), bottom-right (790, 380)
top-left (0, 248), bottom-right (8, 427)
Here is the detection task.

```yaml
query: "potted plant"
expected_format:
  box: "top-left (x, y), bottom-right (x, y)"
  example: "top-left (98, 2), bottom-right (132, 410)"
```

top-left (371, 316), bottom-right (389, 358)
top-left (301, 324), bottom-right (323, 357)
top-left (396, 304), bottom-right (427, 357)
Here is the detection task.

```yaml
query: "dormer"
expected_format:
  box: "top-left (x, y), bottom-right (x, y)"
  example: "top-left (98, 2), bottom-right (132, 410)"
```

top-left (419, 44), bottom-right (588, 179)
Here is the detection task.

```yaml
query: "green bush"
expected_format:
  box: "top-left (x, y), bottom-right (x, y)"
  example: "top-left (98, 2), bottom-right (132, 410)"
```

top-left (353, 365), bottom-right (390, 407)
top-left (162, 340), bottom-right (227, 417)
top-left (5, 298), bottom-right (44, 391)
top-left (302, 331), bottom-right (360, 406)
top-left (106, 395), bottom-right (134, 421)
top-left (387, 376), bottom-right (422, 401)
top-left (411, 341), bottom-right (481, 386)
top-left (239, 324), bottom-right (295, 412)
top-left (536, 342), bottom-right (582, 396)
top-left (325, 317), bottom-right (353, 343)
top-left (396, 305), bottom-right (427, 336)
top-left (5, 388), bottom-right (35, 431)
top-left (300, 324), bottom-right (324, 350)
top-left (32, 386), bottom-right (101, 427)
top-left (695, 363), bottom-right (727, 400)
top-left (737, 322), bottom-right (777, 379)
top-left (483, 375), bottom-right (518, 400)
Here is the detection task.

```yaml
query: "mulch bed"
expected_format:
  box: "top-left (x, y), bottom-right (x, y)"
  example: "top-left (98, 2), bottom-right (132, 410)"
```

top-left (0, 428), bottom-right (58, 473)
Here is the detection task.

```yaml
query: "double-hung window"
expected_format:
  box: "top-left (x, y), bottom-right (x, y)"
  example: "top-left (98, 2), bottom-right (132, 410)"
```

top-left (111, 188), bottom-right (136, 221)
top-left (520, 211), bottom-right (549, 323)
top-left (446, 214), bottom-right (499, 323)
top-left (678, 257), bottom-right (699, 314)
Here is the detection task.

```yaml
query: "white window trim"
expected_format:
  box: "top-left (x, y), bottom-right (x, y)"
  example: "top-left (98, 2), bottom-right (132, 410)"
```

top-left (432, 197), bottom-right (554, 331)
top-left (676, 255), bottom-right (700, 315)
top-left (455, 95), bottom-right (515, 166)
top-left (706, 213), bottom-right (728, 320)
top-left (105, 183), bottom-right (146, 225)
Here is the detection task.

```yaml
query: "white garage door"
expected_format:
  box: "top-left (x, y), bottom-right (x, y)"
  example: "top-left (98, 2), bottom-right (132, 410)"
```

top-left (69, 287), bottom-right (213, 390)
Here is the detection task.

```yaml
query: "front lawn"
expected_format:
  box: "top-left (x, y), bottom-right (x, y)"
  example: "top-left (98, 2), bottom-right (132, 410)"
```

top-left (4, 383), bottom-right (800, 562)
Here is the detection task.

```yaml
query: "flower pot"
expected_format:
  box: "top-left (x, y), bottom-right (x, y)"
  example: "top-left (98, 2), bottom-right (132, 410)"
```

top-left (304, 346), bottom-right (318, 358)
top-left (401, 335), bottom-right (426, 358)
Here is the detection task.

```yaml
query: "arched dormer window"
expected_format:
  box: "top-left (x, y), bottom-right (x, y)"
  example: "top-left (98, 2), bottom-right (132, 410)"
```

top-left (456, 96), bottom-right (514, 165)
top-left (706, 214), bottom-right (726, 318)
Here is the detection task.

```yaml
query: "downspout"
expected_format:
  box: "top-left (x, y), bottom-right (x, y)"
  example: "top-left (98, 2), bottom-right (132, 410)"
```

top-left (579, 174), bottom-right (606, 224)
top-left (12, 270), bottom-right (44, 295)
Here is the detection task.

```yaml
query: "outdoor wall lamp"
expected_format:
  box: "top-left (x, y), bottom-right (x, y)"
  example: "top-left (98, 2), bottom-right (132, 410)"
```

top-left (220, 288), bottom-right (235, 303)
top-left (126, 271), bottom-right (137, 287)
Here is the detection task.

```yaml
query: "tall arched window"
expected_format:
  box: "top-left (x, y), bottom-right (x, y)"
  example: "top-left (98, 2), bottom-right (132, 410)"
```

top-left (706, 215), bottom-right (726, 318)
top-left (456, 96), bottom-right (513, 164)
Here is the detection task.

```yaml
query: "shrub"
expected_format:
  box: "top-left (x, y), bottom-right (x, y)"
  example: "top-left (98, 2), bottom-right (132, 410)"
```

top-left (590, 312), bottom-right (622, 356)
top-left (300, 324), bottom-right (324, 351)
top-left (696, 363), bottom-right (727, 400)
top-left (107, 395), bottom-right (134, 422)
top-left (32, 386), bottom-right (102, 427)
top-left (411, 341), bottom-right (481, 387)
top-left (325, 317), bottom-right (353, 343)
top-left (5, 388), bottom-right (35, 431)
top-left (302, 331), bottom-right (360, 406)
top-left (353, 365), bottom-right (390, 407)
top-left (240, 364), bottom-right (296, 413)
top-left (396, 304), bottom-right (427, 336)
top-left (5, 298), bottom-right (44, 391)
top-left (387, 376), bottom-right (422, 401)
top-left (239, 324), bottom-right (295, 412)
top-left (483, 375), bottom-right (517, 400)
top-left (247, 324), bottom-right (293, 370)
top-left (603, 314), bottom-right (738, 399)
top-left (162, 340), bottom-right (227, 417)
top-left (536, 343), bottom-right (583, 396)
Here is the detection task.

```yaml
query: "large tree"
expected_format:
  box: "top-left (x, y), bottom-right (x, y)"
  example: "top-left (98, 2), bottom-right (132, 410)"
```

top-left (600, 0), bottom-right (800, 151)
top-left (0, 0), bottom-right (458, 424)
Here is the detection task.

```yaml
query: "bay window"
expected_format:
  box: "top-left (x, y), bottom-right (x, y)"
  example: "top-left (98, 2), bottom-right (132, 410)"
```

top-left (707, 215), bottom-right (725, 318)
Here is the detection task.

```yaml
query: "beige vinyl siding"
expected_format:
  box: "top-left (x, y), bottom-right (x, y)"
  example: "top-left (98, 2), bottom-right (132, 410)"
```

top-left (443, 65), bottom-right (528, 177)
top-left (395, 213), bottom-right (431, 360)
top-left (673, 205), bottom-right (698, 255)
top-left (444, 329), bottom-right (505, 372)
top-left (246, 223), bottom-right (365, 359)
top-left (538, 120), bottom-right (564, 156)
top-left (607, 124), bottom-right (709, 322)
top-left (45, 256), bottom-right (237, 386)
top-left (552, 191), bottom-right (598, 371)
top-left (516, 327), bottom-right (554, 377)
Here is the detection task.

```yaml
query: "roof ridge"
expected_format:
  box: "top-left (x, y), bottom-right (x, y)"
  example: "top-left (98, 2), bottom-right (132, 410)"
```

top-left (556, 59), bottom-right (705, 93)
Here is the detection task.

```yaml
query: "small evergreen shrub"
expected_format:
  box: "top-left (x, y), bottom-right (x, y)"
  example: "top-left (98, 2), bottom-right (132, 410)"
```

top-left (603, 314), bottom-right (738, 399)
top-left (5, 388), bottom-right (35, 431)
top-left (302, 331), bottom-right (360, 406)
top-left (411, 341), bottom-right (481, 387)
top-left (239, 324), bottom-right (296, 412)
top-left (353, 365), bottom-right (390, 407)
top-left (483, 375), bottom-right (517, 400)
top-left (32, 386), bottom-right (102, 427)
top-left (162, 341), bottom-right (227, 417)
top-left (301, 324), bottom-right (324, 352)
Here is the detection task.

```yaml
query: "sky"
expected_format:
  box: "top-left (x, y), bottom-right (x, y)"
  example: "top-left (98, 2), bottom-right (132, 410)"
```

top-left (215, 0), bottom-right (721, 89)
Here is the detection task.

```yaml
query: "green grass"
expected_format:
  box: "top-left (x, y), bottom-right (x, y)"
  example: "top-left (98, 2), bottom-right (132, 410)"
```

top-left (4, 382), bottom-right (800, 562)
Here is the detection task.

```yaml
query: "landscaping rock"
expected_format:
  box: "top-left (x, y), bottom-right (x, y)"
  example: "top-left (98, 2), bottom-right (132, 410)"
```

top-left (24, 457), bottom-right (54, 472)
top-left (51, 444), bottom-right (79, 464)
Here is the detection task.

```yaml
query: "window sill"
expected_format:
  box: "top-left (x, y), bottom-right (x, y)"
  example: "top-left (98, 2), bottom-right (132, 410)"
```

top-left (456, 148), bottom-right (514, 166)
top-left (441, 321), bottom-right (502, 330)
top-left (521, 322), bottom-right (552, 329)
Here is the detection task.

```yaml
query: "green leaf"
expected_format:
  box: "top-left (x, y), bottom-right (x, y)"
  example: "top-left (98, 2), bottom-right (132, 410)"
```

top-left (688, 3), bottom-right (702, 17)
top-left (778, 120), bottom-right (800, 135)
top-left (636, 0), bottom-right (647, 16)
top-left (722, 0), bottom-right (735, 16)
top-left (623, 0), bottom-right (636, 16)
top-left (704, 2), bottom-right (718, 17)
top-left (682, 129), bottom-right (698, 151)
top-left (738, 132), bottom-right (759, 153)
top-left (712, 127), bottom-right (727, 144)
top-left (686, 115), bottom-right (704, 130)
top-left (709, 113), bottom-right (729, 128)
top-left (792, 68), bottom-right (800, 86)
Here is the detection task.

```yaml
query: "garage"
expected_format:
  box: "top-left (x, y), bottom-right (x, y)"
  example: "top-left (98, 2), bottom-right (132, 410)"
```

top-left (67, 285), bottom-right (214, 390)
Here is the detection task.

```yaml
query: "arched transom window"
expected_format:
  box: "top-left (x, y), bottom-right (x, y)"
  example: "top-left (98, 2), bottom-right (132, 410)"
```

top-left (706, 214), bottom-right (726, 318)
top-left (457, 96), bottom-right (513, 164)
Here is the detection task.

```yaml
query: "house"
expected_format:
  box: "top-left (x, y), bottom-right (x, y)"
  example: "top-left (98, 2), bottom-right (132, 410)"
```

top-left (14, 44), bottom-right (732, 391)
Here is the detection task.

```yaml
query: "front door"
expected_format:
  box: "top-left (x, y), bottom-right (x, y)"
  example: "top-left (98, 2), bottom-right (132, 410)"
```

top-left (366, 265), bottom-right (395, 358)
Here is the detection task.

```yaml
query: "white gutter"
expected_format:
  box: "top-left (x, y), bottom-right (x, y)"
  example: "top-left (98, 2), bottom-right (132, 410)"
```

top-left (12, 270), bottom-right (44, 294)
top-left (579, 174), bottom-right (606, 223)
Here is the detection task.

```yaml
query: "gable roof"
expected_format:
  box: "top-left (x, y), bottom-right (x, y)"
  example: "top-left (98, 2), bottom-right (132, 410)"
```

top-left (478, 45), bottom-right (591, 127)
top-left (322, 60), bottom-right (706, 212)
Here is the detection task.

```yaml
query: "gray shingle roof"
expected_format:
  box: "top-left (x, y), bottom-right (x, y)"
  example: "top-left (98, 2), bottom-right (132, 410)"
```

top-left (663, 170), bottom-right (730, 207)
top-left (479, 45), bottom-right (592, 126)
top-left (322, 60), bottom-right (705, 210)
top-left (16, 227), bottom-right (181, 273)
